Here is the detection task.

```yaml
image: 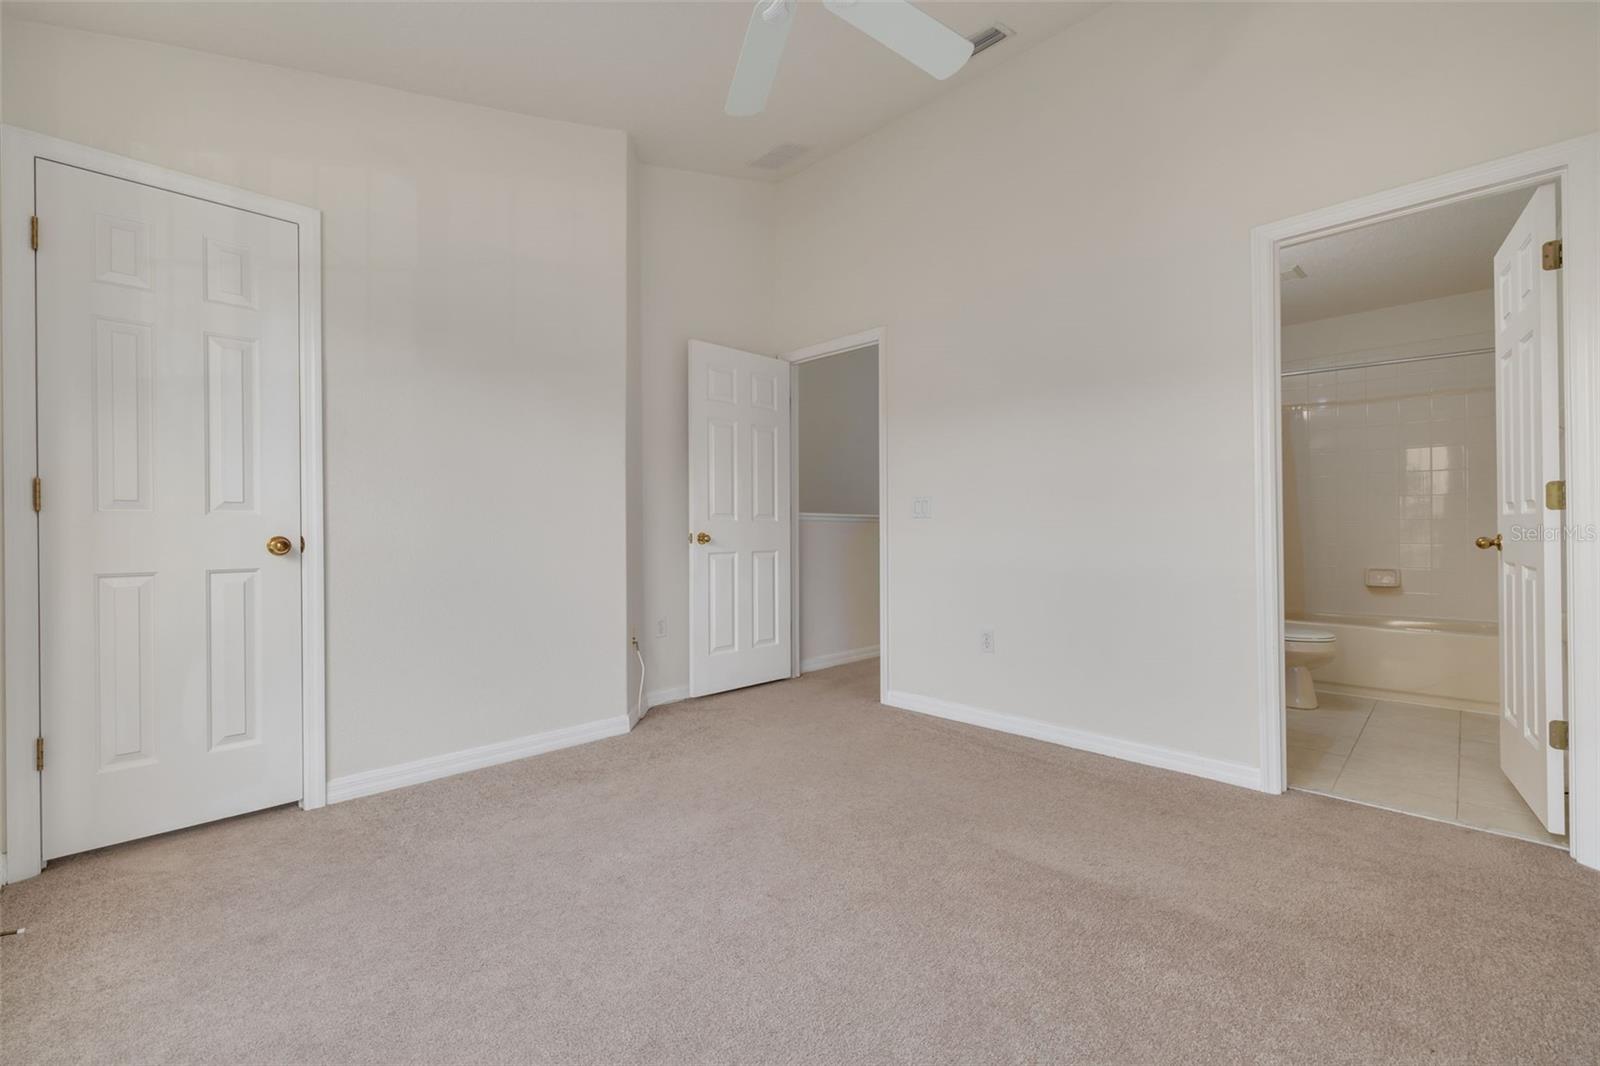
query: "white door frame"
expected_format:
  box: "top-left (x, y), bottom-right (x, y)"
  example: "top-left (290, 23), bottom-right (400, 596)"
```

top-left (1, 127), bottom-right (327, 883)
top-left (1250, 133), bottom-right (1600, 869)
top-left (784, 327), bottom-right (888, 703)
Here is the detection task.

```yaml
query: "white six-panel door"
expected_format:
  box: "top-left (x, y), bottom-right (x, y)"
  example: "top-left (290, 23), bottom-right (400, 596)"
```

top-left (688, 340), bottom-right (793, 697)
top-left (38, 160), bottom-right (303, 859)
top-left (1494, 183), bottom-right (1566, 834)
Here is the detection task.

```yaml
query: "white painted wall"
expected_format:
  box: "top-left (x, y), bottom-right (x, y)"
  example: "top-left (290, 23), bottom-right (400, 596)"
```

top-left (799, 517), bottom-right (879, 670)
top-left (769, 2), bottom-right (1599, 771)
top-left (0, 12), bottom-right (7, 858)
top-left (797, 345), bottom-right (879, 515)
top-left (626, 147), bottom-right (644, 724)
top-left (2, 21), bottom-right (633, 782)
top-left (637, 164), bottom-right (775, 705)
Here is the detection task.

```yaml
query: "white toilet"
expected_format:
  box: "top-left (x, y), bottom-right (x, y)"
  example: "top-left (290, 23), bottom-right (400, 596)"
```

top-left (1284, 622), bottom-right (1338, 709)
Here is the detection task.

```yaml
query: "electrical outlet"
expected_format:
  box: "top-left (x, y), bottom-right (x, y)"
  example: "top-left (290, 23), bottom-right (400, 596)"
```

top-left (980, 628), bottom-right (995, 654)
top-left (655, 618), bottom-right (667, 638)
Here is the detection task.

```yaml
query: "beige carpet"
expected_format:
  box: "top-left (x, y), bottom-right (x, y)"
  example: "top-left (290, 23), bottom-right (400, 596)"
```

top-left (4, 658), bottom-right (1599, 1064)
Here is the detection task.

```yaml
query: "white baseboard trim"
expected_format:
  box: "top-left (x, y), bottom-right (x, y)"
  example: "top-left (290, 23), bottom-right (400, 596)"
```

top-left (801, 645), bottom-right (880, 673)
top-left (646, 685), bottom-right (689, 710)
top-left (0, 851), bottom-right (7, 886)
top-left (326, 715), bottom-right (632, 804)
top-left (882, 689), bottom-right (1263, 791)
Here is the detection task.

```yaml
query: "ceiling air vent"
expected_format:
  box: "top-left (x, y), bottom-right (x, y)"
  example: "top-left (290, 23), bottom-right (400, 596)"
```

top-left (968, 25), bottom-right (1011, 57)
top-left (748, 143), bottom-right (810, 171)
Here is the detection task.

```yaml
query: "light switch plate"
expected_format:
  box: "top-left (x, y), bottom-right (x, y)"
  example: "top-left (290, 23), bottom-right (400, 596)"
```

top-left (912, 497), bottom-right (933, 519)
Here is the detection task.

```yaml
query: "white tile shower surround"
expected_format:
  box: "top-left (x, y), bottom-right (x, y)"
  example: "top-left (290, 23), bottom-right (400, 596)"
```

top-left (1287, 693), bottom-right (1566, 846)
top-left (1282, 351), bottom-right (1496, 623)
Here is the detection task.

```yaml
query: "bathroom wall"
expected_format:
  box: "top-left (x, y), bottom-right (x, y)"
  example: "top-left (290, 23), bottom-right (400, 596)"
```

top-left (1282, 290), bottom-right (1496, 623)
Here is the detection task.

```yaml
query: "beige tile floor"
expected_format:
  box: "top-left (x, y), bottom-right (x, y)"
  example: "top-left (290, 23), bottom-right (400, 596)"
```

top-left (1287, 693), bottom-right (1567, 846)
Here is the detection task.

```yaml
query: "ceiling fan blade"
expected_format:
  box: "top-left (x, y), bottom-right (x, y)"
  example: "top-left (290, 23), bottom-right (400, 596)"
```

top-left (823, 0), bottom-right (974, 80)
top-left (726, 0), bottom-right (796, 116)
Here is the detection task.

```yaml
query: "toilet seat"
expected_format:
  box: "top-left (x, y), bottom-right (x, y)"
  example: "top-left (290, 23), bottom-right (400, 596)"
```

top-left (1284, 622), bottom-right (1337, 709)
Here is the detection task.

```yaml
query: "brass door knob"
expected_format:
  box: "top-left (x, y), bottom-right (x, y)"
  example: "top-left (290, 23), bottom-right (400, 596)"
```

top-left (695, 532), bottom-right (712, 545)
top-left (266, 535), bottom-right (294, 556)
top-left (1474, 534), bottom-right (1502, 552)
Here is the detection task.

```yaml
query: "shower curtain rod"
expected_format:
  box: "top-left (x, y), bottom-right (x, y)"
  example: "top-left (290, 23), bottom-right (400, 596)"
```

top-left (1280, 345), bottom-right (1493, 378)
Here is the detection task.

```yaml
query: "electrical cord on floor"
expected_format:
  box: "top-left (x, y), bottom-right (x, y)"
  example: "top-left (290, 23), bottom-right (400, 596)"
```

top-left (633, 638), bottom-right (646, 720)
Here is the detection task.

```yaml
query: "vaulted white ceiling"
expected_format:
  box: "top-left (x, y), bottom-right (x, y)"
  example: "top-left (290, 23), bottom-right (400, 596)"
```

top-left (5, 1), bottom-right (1104, 179)
top-left (1280, 187), bottom-right (1536, 325)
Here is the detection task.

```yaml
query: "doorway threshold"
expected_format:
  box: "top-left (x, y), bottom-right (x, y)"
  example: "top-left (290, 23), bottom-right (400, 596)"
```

top-left (1286, 694), bottom-right (1567, 848)
top-left (1290, 784), bottom-right (1568, 850)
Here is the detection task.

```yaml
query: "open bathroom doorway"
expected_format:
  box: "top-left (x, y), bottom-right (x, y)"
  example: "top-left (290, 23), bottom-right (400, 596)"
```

top-left (1251, 136), bottom-right (1600, 866)
top-left (786, 331), bottom-right (886, 698)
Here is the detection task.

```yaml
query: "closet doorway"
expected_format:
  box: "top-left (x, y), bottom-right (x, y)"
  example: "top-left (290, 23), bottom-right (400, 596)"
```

top-left (787, 330), bottom-right (887, 696)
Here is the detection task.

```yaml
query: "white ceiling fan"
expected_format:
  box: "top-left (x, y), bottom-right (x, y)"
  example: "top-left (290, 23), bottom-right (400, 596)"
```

top-left (726, 0), bottom-right (975, 116)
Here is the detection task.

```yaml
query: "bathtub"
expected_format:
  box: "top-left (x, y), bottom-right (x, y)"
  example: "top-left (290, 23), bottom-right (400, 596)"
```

top-left (1290, 612), bottom-right (1499, 713)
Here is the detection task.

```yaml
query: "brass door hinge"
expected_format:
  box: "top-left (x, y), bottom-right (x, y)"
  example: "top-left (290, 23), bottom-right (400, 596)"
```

top-left (35, 736), bottom-right (44, 772)
top-left (31, 476), bottom-right (42, 513)
top-left (1546, 479), bottom-right (1566, 510)
top-left (29, 215), bottom-right (39, 252)
top-left (1542, 239), bottom-right (1563, 270)
top-left (1550, 720), bottom-right (1569, 751)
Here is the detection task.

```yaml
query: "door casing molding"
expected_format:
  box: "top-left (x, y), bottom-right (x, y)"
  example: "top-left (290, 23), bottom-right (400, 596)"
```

top-left (1250, 133), bottom-right (1600, 869)
top-left (1, 127), bottom-right (326, 882)
top-left (784, 327), bottom-right (888, 704)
